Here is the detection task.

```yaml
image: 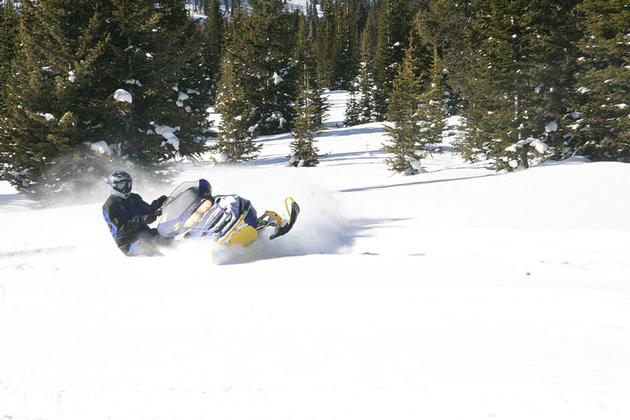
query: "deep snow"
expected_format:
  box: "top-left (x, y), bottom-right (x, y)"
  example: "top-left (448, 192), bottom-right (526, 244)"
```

top-left (1, 91), bottom-right (629, 420)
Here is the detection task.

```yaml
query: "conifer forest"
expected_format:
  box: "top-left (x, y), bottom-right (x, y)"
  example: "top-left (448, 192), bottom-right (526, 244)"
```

top-left (0, 0), bottom-right (627, 194)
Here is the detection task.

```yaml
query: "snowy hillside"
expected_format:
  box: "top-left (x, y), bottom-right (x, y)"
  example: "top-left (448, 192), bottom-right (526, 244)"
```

top-left (1, 91), bottom-right (630, 420)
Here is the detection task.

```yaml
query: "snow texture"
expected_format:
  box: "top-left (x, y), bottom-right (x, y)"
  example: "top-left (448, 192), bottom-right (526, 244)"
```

top-left (545, 120), bottom-right (558, 132)
top-left (152, 123), bottom-right (180, 151)
top-left (113, 89), bottom-right (133, 104)
top-left (1, 91), bottom-right (630, 420)
top-left (89, 141), bottom-right (111, 155)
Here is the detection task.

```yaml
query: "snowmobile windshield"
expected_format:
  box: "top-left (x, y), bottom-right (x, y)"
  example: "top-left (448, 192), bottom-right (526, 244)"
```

top-left (157, 182), bottom-right (203, 237)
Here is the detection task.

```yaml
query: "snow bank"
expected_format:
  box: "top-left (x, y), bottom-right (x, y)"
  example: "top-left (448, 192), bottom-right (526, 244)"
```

top-left (113, 89), bottom-right (133, 104)
top-left (1, 88), bottom-right (629, 420)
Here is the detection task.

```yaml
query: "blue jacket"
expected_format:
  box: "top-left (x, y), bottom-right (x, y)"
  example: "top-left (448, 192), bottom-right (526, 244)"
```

top-left (102, 193), bottom-right (161, 253)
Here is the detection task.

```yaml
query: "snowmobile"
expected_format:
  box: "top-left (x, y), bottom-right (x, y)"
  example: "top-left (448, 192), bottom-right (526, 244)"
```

top-left (156, 180), bottom-right (300, 247)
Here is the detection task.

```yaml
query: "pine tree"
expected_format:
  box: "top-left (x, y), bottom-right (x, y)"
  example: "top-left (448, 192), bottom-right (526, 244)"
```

top-left (413, 0), bottom-right (474, 97)
top-left (461, 0), bottom-right (581, 170)
top-left (384, 40), bottom-right (424, 175)
top-left (356, 14), bottom-right (377, 124)
top-left (290, 79), bottom-right (320, 167)
top-left (571, 0), bottom-right (629, 162)
top-left (345, 30), bottom-right (376, 127)
top-left (416, 45), bottom-right (448, 148)
top-left (331, 0), bottom-right (359, 90)
top-left (0, 0), bottom-right (211, 194)
top-left (344, 81), bottom-right (362, 126)
top-left (108, 0), bottom-right (210, 162)
top-left (202, 0), bottom-right (224, 103)
top-left (295, 12), bottom-right (327, 127)
top-left (228, 0), bottom-right (298, 136)
top-left (214, 7), bottom-right (261, 162)
top-left (0, 0), bottom-right (18, 117)
top-left (373, 0), bottom-right (412, 120)
top-left (316, 0), bottom-right (336, 87)
top-left (0, 0), bottom-right (116, 193)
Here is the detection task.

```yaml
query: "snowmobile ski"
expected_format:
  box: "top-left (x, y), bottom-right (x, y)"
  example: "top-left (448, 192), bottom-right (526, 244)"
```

top-left (257, 197), bottom-right (300, 240)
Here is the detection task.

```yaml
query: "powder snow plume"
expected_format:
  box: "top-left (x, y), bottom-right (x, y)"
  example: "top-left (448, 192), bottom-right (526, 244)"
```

top-left (161, 165), bottom-right (353, 264)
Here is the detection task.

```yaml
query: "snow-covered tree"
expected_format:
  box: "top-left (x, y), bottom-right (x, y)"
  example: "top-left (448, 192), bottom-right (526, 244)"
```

top-left (461, 0), bottom-right (581, 170)
top-left (570, 0), bottom-right (629, 162)
top-left (0, 0), bottom-right (210, 194)
top-left (217, 0), bottom-right (298, 138)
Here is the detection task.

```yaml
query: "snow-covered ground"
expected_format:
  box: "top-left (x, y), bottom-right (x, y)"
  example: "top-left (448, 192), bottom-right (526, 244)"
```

top-left (1, 91), bottom-right (629, 420)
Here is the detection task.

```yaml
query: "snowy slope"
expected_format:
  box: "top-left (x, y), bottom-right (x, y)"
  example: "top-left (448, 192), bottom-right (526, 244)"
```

top-left (1, 91), bottom-right (630, 420)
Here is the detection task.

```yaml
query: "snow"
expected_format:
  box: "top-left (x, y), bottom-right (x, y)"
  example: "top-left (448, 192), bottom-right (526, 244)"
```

top-left (544, 120), bottom-right (558, 132)
top-left (113, 89), bottom-right (133, 104)
top-left (38, 112), bottom-right (55, 121)
top-left (1, 91), bottom-right (630, 420)
top-left (272, 72), bottom-right (283, 85)
top-left (89, 141), bottom-right (111, 156)
top-left (152, 123), bottom-right (180, 151)
top-left (530, 138), bottom-right (549, 154)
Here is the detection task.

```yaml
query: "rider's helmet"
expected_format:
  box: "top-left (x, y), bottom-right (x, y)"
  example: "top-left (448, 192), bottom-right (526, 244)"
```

top-left (106, 170), bottom-right (132, 198)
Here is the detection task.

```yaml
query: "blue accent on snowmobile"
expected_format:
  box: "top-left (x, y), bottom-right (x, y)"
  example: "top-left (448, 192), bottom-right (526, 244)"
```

top-left (198, 178), bottom-right (211, 198)
top-left (156, 182), bottom-right (257, 242)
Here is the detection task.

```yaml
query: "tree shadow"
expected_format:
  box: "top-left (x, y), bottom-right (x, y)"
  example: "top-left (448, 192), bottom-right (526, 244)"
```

top-left (339, 173), bottom-right (500, 193)
top-left (318, 126), bottom-right (384, 138)
top-left (0, 193), bottom-right (36, 209)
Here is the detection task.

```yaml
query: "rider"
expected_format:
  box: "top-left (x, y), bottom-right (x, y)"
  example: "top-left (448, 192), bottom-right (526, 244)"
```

top-left (102, 170), bottom-right (170, 256)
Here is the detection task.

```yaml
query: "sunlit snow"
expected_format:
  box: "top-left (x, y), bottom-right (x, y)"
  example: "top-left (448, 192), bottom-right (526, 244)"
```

top-left (1, 91), bottom-right (629, 420)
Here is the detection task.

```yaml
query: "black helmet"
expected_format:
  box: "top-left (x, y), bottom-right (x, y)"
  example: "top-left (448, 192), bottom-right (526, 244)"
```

top-left (106, 170), bottom-right (132, 197)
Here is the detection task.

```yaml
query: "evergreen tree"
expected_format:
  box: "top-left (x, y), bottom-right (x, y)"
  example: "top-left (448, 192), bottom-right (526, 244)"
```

top-left (0, 0), bottom-right (116, 193)
top-left (331, 0), bottom-right (359, 90)
top-left (224, 0), bottom-right (297, 136)
top-left (202, 0), bottom-right (224, 103)
top-left (0, 0), bottom-right (18, 117)
top-left (214, 6), bottom-right (261, 162)
top-left (356, 14), bottom-right (377, 124)
top-left (413, 0), bottom-right (474, 96)
top-left (373, 0), bottom-right (412, 120)
top-left (345, 29), bottom-right (376, 127)
top-left (344, 81), bottom-right (361, 126)
top-left (290, 79), bottom-right (320, 167)
top-left (107, 0), bottom-right (210, 164)
top-left (316, 0), bottom-right (336, 87)
top-left (571, 0), bottom-right (629, 161)
top-left (416, 45), bottom-right (448, 148)
top-left (384, 40), bottom-right (424, 174)
top-left (461, 0), bottom-right (581, 170)
top-left (359, 5), bottom-right (378, 64)
top-left (0, 0), bottom-right (210, 194)
top-left (295, 12), bottom-right (327, 127)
